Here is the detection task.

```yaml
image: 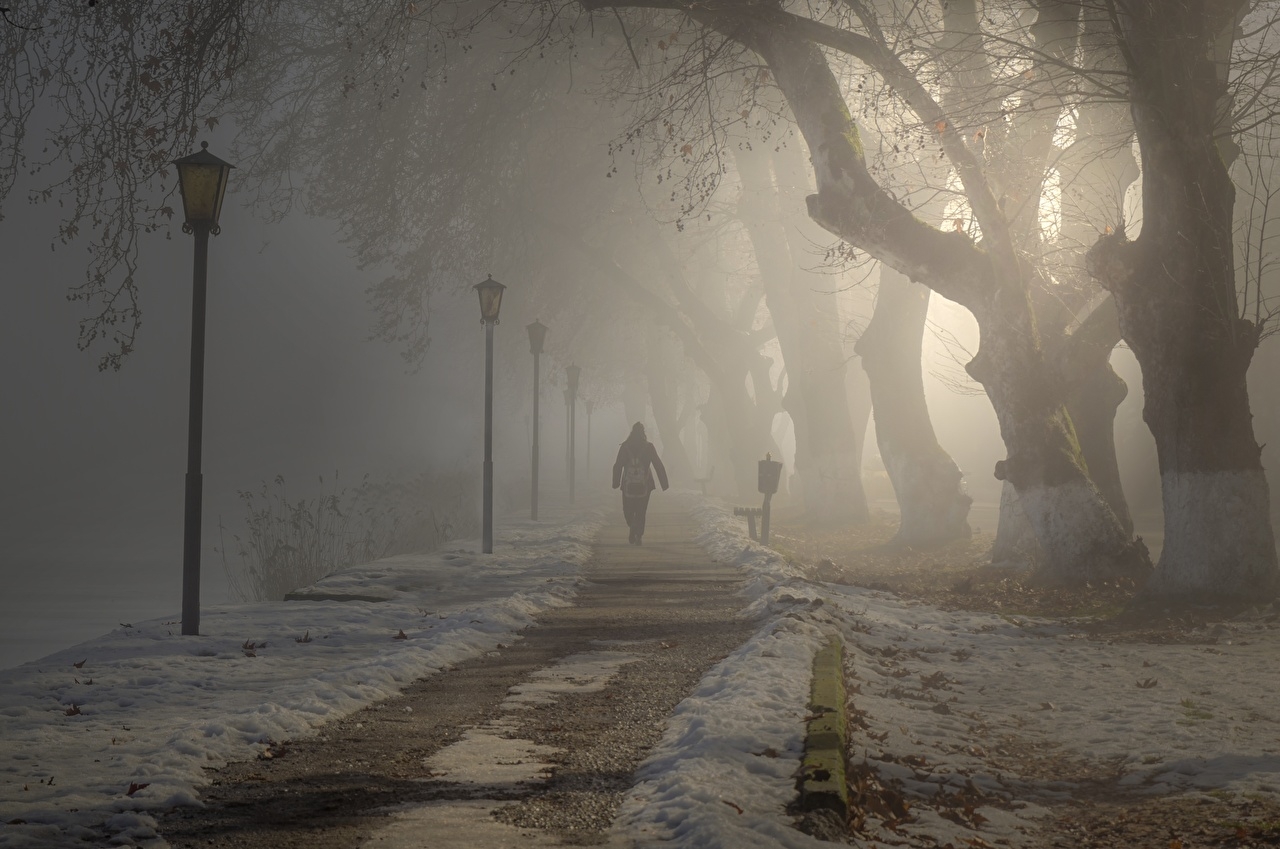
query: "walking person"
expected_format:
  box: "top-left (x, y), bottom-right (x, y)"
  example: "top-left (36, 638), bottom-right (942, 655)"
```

top-left (612, 422), bottom-right (669, 545)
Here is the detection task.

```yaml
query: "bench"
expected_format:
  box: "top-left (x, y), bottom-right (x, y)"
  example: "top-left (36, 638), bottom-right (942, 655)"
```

top-left (733, 506), bottom-right (764, 540)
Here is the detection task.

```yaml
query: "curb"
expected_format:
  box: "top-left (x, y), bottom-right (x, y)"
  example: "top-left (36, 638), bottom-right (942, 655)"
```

top-left (796, 636), bottom-right (848, 816)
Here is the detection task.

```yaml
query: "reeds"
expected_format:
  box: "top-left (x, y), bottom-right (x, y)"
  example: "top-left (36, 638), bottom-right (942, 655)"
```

top-left (218, 471), bottom-right (478, 601)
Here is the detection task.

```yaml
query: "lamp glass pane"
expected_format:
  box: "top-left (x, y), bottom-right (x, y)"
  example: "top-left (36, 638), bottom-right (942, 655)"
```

top-left (526, 321), bottom-right (547, 353)
top-left (178, 163), bottom-right (225, 224)
top-left (476, 283), bottom-right (504, 322)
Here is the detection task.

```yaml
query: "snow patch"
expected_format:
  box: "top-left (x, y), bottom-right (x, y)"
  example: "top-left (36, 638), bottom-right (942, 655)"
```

top-left (0, 507), bottom-right (604, 848)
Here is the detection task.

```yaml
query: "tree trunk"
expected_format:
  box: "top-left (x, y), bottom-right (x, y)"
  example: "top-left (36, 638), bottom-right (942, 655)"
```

top-left (991, 481), bottom-right (1038, 566)
top-left (857, 267), bottom-right (971, 545)
top-left (734, 144), bottom-right (867, 522)
top-left (706, 16), bottom-right (1146, 582)
top-left (1089, 2), bottom-right (1278, 601)
top-left (845, 356), bottom-right (872, 508)
top-left (645, 327), bottom-right (694, 481)
top-left (1066, 359), bottom-right (1132, 536)
top-left (704, 365), bottom-right (775, 496)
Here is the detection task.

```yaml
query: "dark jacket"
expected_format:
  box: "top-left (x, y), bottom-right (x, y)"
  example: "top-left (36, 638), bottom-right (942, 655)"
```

top-left (612, 439), bottom-right (669, 494)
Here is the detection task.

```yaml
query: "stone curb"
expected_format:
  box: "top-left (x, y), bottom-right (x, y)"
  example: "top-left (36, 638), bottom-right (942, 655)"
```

top-left (796, 636), bottom-right (848, 816)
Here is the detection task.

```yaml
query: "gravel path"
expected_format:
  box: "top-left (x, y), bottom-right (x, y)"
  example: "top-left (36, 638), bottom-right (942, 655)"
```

top-left (157, 499), bottom-right (757, 848)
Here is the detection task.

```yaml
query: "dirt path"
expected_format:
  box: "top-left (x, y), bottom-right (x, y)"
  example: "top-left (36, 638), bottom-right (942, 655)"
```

top-left (157, 499), bottom-right (757, 848)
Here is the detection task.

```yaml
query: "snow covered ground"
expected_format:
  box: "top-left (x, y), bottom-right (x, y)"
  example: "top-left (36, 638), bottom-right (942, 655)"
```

top-left (0, 506), bottom-right (603, 848)
top-left (6, 490), bottom-right (1280, 849)
top-left (625, 493), bottom-right (1280, 848)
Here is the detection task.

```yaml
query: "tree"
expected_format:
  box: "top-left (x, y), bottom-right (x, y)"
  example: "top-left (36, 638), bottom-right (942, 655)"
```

top-left (609, 0), bottom-right (1147, 581)
top-left (1086, 0), bottom-right (1279, 600)
top-left (858, 266), bottom-right (972, 545)
top-left (733, 141), bottom-right (870, 522)
top-left (1, 0), bottom-right (260, 370)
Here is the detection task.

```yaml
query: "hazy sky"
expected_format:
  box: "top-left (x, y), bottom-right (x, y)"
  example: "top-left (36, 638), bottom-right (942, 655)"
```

top-left (0, 177), bottom-right (496, 664)
top-left (0, 140), bottom-right (1168, 670)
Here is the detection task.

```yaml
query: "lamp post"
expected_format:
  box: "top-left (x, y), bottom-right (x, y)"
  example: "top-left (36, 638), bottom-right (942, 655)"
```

top-left (174, 141), bottom-right (234, 637)
top-left (566, 365), bottom-right (580, 504)
top-left (475, 275), bottom-right (506, 554)
top-left (563, 387), bottom-right (572, 495)
top-left (526, 320), bottom-right (547, 520)
top-left (585, 398), bottom-right (594, 485)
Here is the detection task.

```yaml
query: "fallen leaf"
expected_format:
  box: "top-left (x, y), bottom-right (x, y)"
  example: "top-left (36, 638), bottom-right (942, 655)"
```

top-left (64, 704), bottom-right (81, 716)
top-left (721, 800), bottom-right (743, 814)
top-left (125, 782), bottom-right (150, 797)
top-left (394, 629), bottom-right (408, 640)
top-left (73, 659), bottom-right (86, 669)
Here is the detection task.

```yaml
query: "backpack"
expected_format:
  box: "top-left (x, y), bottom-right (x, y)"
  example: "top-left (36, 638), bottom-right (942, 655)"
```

top-left (621, 448), bottom-right (649, 497)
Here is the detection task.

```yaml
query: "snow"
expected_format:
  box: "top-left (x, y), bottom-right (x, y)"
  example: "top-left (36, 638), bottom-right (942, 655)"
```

top-left (7, 489), bottom-right (1280, 849)
top-left (620, 493), bottom-right (1280, 847)
top-left (0, 506), bottom-right (603, 848)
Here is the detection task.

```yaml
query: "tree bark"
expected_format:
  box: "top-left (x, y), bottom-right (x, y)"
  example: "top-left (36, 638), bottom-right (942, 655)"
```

top-left (1058, 299), bottom-right (1134, 536)
top-left (734, 144), bottom-right (868, 522)
top-left (857, 267), bottom-right (971, 545)
top-left (1088, 1), bottom-right (1278, 601)
top-left (991, 481), bottom-right (1038, 566)
top-left (737, 21), bottom-right (1145, 583)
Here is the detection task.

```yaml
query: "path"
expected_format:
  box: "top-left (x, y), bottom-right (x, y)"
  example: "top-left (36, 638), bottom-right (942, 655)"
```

top-left (158, 499), bottom-right (757, 848)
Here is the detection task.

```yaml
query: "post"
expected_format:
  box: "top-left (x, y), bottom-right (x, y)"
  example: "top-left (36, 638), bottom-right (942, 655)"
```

top-left (761, 494), bottom-right (773, 545)
top-left (181, 223), bottom-right (210, 636)
top-left (531, 348), bottom-right (540, 520)
top-left (585, 399), bottom-right (593, 485)
top-left (483, 321), bottom-right (495, 553)
top-left (568, 391), bottom-right (577, 504)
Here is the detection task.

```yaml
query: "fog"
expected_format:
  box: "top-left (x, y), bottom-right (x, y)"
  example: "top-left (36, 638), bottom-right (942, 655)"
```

top-left (0, 175), bottom-right (1167, 668)
top-left (0, 198), bottom-right (470, 666)
top-left (10, 0), bottom-right (1280, 670)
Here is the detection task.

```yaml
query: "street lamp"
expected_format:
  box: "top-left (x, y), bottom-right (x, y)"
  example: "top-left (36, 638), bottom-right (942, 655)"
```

top-left (475, 275), bottom-right (506, 554)
top-left (585, 398), bottom-right (595, 485)
top-left (173, 141), bottom-right (233, 637)
top-left (566, 364), bottom-right (580, 504)
top-left (526, 320), bottom-right (547, 520)
top-left (563, 387), bottom-right (572, 496)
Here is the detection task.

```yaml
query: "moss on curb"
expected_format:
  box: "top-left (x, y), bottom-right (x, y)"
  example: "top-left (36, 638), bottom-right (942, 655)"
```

top-left (797, 636), bottom-right (848, 816)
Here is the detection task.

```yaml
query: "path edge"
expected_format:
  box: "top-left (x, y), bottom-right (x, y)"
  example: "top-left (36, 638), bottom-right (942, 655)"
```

top-left (796, 635), bottom-right (848, 816)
